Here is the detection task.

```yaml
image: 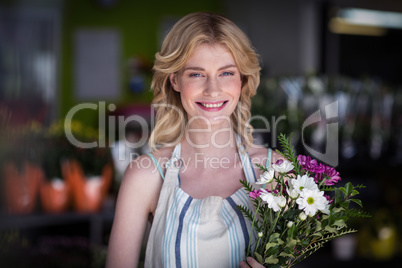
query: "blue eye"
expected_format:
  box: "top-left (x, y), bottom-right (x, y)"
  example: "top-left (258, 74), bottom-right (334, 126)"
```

top-left (221, 71), bottom-right (234, 76)
top-left (189, 73), bottom-right (202, 77)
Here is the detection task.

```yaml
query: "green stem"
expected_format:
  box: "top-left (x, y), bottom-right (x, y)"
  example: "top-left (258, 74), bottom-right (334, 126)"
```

top-left (254, 236), bottom-right (262, 253)
top-left (268, 210), bottom-right (281, 239)
top-left (247, 199), bottom-right (261, 257)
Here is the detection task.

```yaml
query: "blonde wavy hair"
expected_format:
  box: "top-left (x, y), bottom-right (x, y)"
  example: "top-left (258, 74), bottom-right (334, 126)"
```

top-left (149, 12), bottom-right (261, 150)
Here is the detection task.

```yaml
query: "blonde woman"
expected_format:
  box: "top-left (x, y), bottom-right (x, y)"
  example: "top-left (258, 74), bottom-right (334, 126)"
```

top-left (106, 12), bottom-right (282, 268)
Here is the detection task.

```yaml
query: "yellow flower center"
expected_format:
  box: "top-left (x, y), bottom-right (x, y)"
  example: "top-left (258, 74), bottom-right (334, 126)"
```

top-left (307, 197), bottom-right (315, 205)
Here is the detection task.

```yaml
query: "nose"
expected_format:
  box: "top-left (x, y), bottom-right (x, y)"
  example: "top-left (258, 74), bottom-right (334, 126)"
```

top-left (203, 77), bottom-right (221, 96)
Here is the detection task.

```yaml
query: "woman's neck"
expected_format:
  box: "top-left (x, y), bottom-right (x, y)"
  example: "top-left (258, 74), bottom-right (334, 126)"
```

top-left (181, 123), bottom-right (237, 158)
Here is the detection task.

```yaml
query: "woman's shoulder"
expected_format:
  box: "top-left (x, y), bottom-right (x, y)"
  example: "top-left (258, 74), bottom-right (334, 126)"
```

top-left (124, 146), bottom-right (174, 180)
top-left (117, 146), bottom-right (176, 212)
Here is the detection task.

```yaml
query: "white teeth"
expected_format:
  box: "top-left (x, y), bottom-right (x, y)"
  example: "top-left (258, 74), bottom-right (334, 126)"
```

top-left (201, 102), bottom-right (224, 108)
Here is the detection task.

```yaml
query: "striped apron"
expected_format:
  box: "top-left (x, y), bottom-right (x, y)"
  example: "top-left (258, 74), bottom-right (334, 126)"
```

top-left (145, 136), bottom-right (271, 268)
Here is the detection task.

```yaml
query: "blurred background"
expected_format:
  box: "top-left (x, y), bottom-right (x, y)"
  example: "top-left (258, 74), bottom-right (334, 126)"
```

top-left (0, 0), bottom-right (401, 267)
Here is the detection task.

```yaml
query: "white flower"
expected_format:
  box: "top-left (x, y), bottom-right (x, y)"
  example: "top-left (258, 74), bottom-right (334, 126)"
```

top-left (272, 159), bottom-right (294, 173)
top-left (321, 201), bottom-right (330, 215)
top-left (287, 174), bottom-right (318, 199)
top-left (260, 190), bottom-right (286, 212)
top-left (286, 182), bottom-right (299, 199)
top-left (258, 232), bottom-right (263, 238)
top-left (256, 168), bottom-right (275, 184)
top-left (290, 175), bottom-right (319, 194)
top-left (299, 212), bottom-right (307, 221)
top-left (276, 195), bottom-right (287, 208)
top-left (287, 221), bottom-right (294, 228)
top-left (296, 189), bottom-right (329, 217)
top-left (259, 191), bottom-right (272, 204)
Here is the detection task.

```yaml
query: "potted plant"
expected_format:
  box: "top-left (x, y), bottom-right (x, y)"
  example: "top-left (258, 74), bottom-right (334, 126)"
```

top-left (0, 121), bottom-right (44, 214)
top-left (38, 128), bottom-right (73, 214)
top-left (60, 121), bottom-right (114, 213)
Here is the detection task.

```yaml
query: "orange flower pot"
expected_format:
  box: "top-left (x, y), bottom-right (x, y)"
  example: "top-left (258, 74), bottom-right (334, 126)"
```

top-left (62, 160), bottom-right (113, 213)
top-left (40, 178), bottom-right (70, 213)
top-left (2, 161), bottom-right (43, 214)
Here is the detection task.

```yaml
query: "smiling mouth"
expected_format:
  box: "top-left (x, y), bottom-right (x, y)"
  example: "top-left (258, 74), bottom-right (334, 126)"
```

top-left (197, 101), bottom-right (228, 108)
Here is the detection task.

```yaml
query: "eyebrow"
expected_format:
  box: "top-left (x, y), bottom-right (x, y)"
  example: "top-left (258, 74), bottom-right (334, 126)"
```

top-left (182, 64), bottom-right (237, 72)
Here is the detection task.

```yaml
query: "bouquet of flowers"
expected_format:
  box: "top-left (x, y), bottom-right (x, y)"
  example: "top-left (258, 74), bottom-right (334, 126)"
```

top-left (238, 133), bottom-right (370, 267)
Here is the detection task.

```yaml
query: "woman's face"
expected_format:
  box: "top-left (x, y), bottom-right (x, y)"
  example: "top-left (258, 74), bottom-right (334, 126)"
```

top-left (170, 43), bottom-right (242, 127)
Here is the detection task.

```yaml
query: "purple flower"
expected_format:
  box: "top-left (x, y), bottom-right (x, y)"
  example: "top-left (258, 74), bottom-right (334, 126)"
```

top-left (275, 159), bottom-right (284, 165)
top-left (324, 194), bottom-right (333, 204)
top-left (315, 163), bottom-right (326, 174)
top-left (322, 166), bottom-right (341, 185)
top-left (297, 155), bottom-right (341, 186)
top-left (297, 155), bottom-right (324, 173)
top-left (249, 189), bottom-right (262, 199)
top-left (297, 155), bottom-right (309, 167)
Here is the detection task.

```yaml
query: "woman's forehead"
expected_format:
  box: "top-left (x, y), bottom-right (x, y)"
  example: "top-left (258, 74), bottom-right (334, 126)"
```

top-left (184, 43), bottom-right (236, 68)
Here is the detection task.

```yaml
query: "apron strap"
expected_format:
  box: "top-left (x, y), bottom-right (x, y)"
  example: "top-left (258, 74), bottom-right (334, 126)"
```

top-left (147, 153), bottom-right (165, 180)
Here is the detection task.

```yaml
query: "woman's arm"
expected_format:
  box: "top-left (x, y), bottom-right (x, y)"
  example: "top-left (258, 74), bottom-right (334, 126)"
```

top-left (105, 155), bottom-right (163, 268)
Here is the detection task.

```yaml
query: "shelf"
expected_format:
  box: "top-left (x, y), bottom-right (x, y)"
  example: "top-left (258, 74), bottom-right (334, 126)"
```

top-left (0, 209), bottom-right (114, 246)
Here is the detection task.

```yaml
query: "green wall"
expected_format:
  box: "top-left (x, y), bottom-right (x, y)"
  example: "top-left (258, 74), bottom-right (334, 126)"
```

top-left (60, 0), bottom-right (223, 128)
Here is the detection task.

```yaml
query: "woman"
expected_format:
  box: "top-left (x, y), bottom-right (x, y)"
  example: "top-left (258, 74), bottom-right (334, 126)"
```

top-left (106, 12), bottom-right (281, 268)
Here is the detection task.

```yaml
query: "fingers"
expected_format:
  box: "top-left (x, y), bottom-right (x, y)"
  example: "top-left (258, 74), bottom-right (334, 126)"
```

top-left (240, 260), bottom-right (250, 268)
top-left (240, 257), bottom-right (264, 268)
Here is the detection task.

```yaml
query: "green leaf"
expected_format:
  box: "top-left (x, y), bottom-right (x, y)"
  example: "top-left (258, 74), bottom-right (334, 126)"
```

top-left (288, 224), bottom-right (298, 238)
top-left (276, 133), bottom-right (301, 173)
top-left (286, 237), bottom-right (298, 249)
top-left (344, 208), bottom-right (371, 218)
top-left (300, 239), bottom-right (310, 247)
top-left (269, 233), bottom-right (280, 242)
top-left (265, 245), bottom-right (279, 257)
top-left (239, 179), bottom-right (254, 193)
top-left (334, 190), bottom-right (343, 204)
top-left (315, 220), bottom-right (322, 232)
top-left (322, 214), bottom-right (330, 221)
top-left (355, 184), bottom-right (366, 189)
top-left (254, 252), bottom-right (263, 264)
top-left (333, 219), bottom-right (346, 229)
top-left (265, 242), bottom-right (277, 250)
top-left (236, 205), bottom-right (258, 227)
top-left (255, 163), bottom-right (267, 172)
top-left (324, 225), bottom-right (337, 233)
top-left (351, 190), bottom-right (359, 196)
top-left (265, 255), bottom-right (279, 264)
top-left (279, 251), bottom-right (295, 258)
top-left (313, 232), bottom-right (323, 237)
top-left (305, 226), bottom-right (311, 236)
top-left (332, 207), bottom-right (345, 213)
top-left (345, 182), bottom-right (353, 196)
top-left (350, 198), bottom-right (363, 208)
top-left (276, 238), bottom-right (284, 246)
top-left (339, 187), bottom-right (347, 196)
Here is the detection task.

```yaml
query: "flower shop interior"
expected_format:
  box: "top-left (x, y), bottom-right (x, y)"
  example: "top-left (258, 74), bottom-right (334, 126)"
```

top-left (1, 0), bottom-right (401, 267)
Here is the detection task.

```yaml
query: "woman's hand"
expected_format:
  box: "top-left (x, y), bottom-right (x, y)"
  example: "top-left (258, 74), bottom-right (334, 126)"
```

top-left (240, 257), bottom-right (265, 268)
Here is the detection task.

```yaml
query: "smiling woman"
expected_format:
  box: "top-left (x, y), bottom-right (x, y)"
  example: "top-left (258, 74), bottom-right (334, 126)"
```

top-left (149, 12), bottom-right (261, 150)
top-left (106, 12), bottom-right (281, 268)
